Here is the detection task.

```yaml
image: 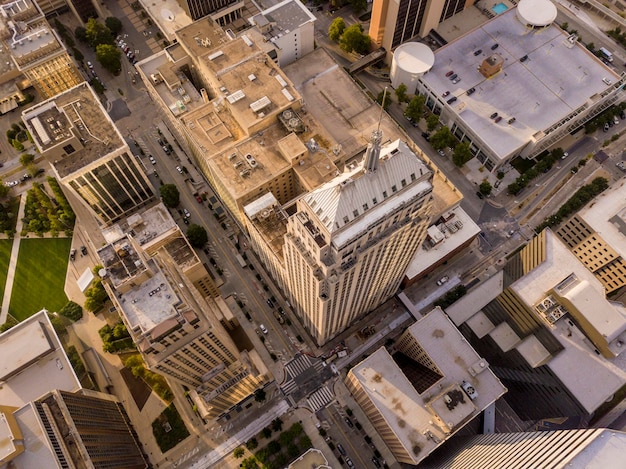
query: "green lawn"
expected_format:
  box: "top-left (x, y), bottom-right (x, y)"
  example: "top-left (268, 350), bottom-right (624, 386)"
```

top-left (9, 238), bottom-right (71, 321)
top-left (0, 239), bottom-right (13, 306)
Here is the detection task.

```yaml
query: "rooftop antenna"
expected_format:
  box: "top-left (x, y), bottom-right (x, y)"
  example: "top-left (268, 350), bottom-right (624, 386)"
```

top-left (364, 87), bottom-right (386, 173)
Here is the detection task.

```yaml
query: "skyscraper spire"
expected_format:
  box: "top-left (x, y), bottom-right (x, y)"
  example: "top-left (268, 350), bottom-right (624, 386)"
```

top-left (364, 87), bottom-right (387, 173)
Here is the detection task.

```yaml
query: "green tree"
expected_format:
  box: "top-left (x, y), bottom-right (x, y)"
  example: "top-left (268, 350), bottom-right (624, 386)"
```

top-left (405, 95), bottom-right (425, 123)
top-left (159, 184), bottom-right (179, 207)
top-left (74, 26), bottom-right (88, 43)
top-left (376, 90), bottom-right (392, 110)
top-left (340, 24), bottom-right (370, 54)
top-left (395, 83), bottom-right (409, 103)
top-left (245, 438), bottom-right (258, 450)
top-left (430, 126), bottom-right (454, 150)
top-left (72, 47), bottom-right (84, 62)
top-left (96, 44), bottom-right (121, 74)
top-left (233, 447), bottom-right (245, 458)
top-left (479, 180), bottom-right (492, 196)
top-left (328, 17), bottom-right (345, 42)
top-left (105, 17), bottom-right (123, 36)
top-left (0, 180), bottom-right (9, 198)
top-left (19, 153), bottom-right (34, 166)
top-left (426, 114), bottom-right (439, 132)
top-left (59, 301), bottom-right (83, 321)
top-left (84, 277), bottom-right (109, 312)
top-left (12, 139), bottom-right (24, 151)
top-left (452, 141), bottom-right (473, 167)
top-left (85, 18), bottom-right (114, 47)
top-left (254, 388), bottom-right (266, 402)
top-left (186, 224), bottom-right (208, 248)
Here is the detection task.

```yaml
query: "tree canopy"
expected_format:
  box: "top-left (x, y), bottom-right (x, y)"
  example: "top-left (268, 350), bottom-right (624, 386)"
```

top-left (349, 0), bottom-right (368, 13)
top-left (376, 90), bottom-right (392, 110)
top-left (405, 95), bottom-right (426, 123)
top-left (96, 44), bottom-right (121, 74)
top-left (452, 142), bottom-right (473, 167)
top-left (426, 114), bottom-right (440, 132)
top-left (85, 18), bottom-right (114, 48)
top-left (328, 17), bottom-right (345, 42)
top-left (19, 153), bottom-right (34, 167)
top-left (159, 184), bottom-right (179, 207)
top-left (340, 24), bottom-right (370, 54)
top-left (395, 84), bottom-right (409, 103)
top-left (74, 26), bottom-right (88, 43)
top-left (430, 126), bottom-right (455, 150)
top-left (479, 181), bottom-right (492, 196)
top-left (186, 224), bottom-right (208, 248)
top-left (84, 277), bottom-right (109, 312)
top-left (105, 17), bottom-right (123, 36)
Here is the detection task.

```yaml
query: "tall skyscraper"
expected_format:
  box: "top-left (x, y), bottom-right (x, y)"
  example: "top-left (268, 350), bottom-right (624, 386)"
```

top-left (97, 204), bottom-right (269, 419)
top-left (281, 136), bottom-right (433, 344)
top-left (0, 0), bottom-right (83, 99)
top-left (22, 83), bottom-right (154, 225)
top-left (370, 0), bottom-right (474, 51)
top-left (421, 428), bottom-right (626, 469)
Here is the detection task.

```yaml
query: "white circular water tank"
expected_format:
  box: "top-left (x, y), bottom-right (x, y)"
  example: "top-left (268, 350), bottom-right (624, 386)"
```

top-left (516, 0), bottom-right (557, 28)
top-left (391, 42), bottom-right (435, 91)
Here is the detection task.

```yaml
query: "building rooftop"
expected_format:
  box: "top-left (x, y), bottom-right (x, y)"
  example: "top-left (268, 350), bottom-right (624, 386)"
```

top-left (251, 0), bottom-right (316, 43)
top-left (421, 6), bottom-right (620, 161)
top-left (511, 230), bottom-right (626, 358)
top-left (404, 207), bottom-right (480, 281)
top-left (0, 311), bottom-right (80, 409)
top-left (575, 178), bottom-right (626, 259)
top-left (137, 0), bottom-right (192, 41)
top-left (175, 18), bottom-right (235, 62)
top-left (283, 47), bottom-right (462, 217)
top-left (349, 307), bottom-right (506, 465)
top-left (21, 83), bottom-right (125, 178)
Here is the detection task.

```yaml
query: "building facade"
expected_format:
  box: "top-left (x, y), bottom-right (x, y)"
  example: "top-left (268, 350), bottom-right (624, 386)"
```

top-left (177, 0), bottom-right (241, 21)
top-left (556, 180), bottom-right (626, 294)
top-left (22, 83), bottom-right (154, 225)
top-left (97, 205), bottom-right (268, 419)
top-left (0, 0), bottom-right (83, 99)
top-left (370, 0), bottom-right (474, 51)
top-left (280, 137), bottom-right (433, 344)
top-left (444, 229), bottom-right (626, 421)
top-left (346, 307), bottom-right (506, 465)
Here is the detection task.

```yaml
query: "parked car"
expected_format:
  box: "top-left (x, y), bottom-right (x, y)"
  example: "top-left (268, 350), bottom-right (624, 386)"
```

top-left (476, 191), bottom-right (485, 199)
top-left (176, 165), bottom-right (183, 174)
top-left (344, 417), bottom-right (354, 428)
top-left (490, 112), bottom-right (499, 119)
top-left (21, 174), bottom-right (31, 181)
top-left (183, 208), bottom-right (191, 218)
top-left (445, 70), bottom-right (454, 77)
top-left (604, 123), bottom-right (610, 132)
top-left (87, 61), bottom-right (93, 69)
top-left (473, 49), bottom-right (482, 56)
top-left (337, 444), bottom-right (346, 456)
top-left (447, 96), bottom-right (457, 104)
top-left (449, 73), bottom-right (458, 81)
top-left (372, 457), bottom-right (382, 468)
top-left (195, 195), bottom-right (203, 203)
top-left (452, 77), bottom-right (461, 84)
top-left (163, 145), bottom-right (171, 154)
top-left (437, 149), bottom-right (445, 157)
top-left (259, 324), bottom-right (268, 334)
top-left (266, 299), bottom-right (275, 309)
top-left (148, 155), bottom-right (156, 165)
top-left (560, 152), bottom-right (569, 160)
top-left (437, 275), bottom-right (449, 286)
top-left (467, 87), bottom-right (476, 96)
top-left (80, 245), bottom-right (87, 255)
top-left (345, 458), bottom-right (354, 468)
top-left (70, 249), bottom-right (76, 261)
top-left (520, 54), bottom-right (529, 62)
top-left (491, 43), bottom-right (499, 50)
top-left (442, 91), bottom-right (450, 97)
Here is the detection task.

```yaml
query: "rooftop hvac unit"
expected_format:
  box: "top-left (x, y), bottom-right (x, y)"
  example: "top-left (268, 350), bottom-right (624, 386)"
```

top-left (240, 170), bottom-right (250, 177)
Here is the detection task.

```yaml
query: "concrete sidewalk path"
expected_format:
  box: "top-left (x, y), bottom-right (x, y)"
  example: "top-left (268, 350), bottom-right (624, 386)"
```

top-left (0, 195), bottom-right (26, 324)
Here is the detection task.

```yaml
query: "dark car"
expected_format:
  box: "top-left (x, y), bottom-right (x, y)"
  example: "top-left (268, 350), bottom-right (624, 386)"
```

top-left (476, 191), bottom-right (485, 199)
top-left (467, 87), bottom-right (476, 96)
top-left (520, 55), bottom-right (528, 62)
top-left (421, 132), bottom-right (430, 141)
top-left (447, 97), bottom-right (458, 104)
top-left (344, 417), bottom-right (354, 428)
top-left (473, 49), bottom-right (482, 56)
top-left (337, 444), bottom-right (346, 456)
top-left (494, 116), bottom-right (502, 123)
top-left (620, 111), bottom-right (625, 120)
top-left (266, 299), bottom-right (275, 309)
top-left (445, 70), bottom-right (454, 77)
top-left (80, 245), bottom-right (87, 255)
top-left (491, 43), bottom-right (499, 50)
top-left (372, 457), bottom-right (382, 468)
top-left (449, 73), bottom-right (458, 81)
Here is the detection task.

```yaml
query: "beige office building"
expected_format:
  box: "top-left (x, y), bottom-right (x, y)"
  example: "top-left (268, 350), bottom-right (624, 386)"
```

top-left (22, 83), bottom-right (155, 225)
top-left (556, 180), bottom-right (626, 294)
top-left (346, 307), bottom-right (506, 465)
top-left (0, 0), bottom-right (82, 100)
top-left (97, 204), bottom-right (268, 419)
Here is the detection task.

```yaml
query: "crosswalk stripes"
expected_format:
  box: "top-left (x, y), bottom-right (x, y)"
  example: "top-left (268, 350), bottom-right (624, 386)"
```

top-left (280, 379), bottom-right (298, 395)
top-left (307, 386), bottom-right (334, 412)
top-left (312, 359), bottom-right (326, 374)
top-left (135, 137), bottom-right (150, 155)
top-left (284, 354), bottom-right (312, 379)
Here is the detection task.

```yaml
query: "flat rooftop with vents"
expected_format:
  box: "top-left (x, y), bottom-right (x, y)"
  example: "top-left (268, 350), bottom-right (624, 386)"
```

top-left (418, 2), bottom-right (622, 165)
top-left (21, 83), bottom-right (124, 178)
top-left (346, 307), bottom-right (506, 466)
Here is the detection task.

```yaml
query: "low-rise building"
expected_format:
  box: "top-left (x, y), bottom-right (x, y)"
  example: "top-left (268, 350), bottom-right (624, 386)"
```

top-left (0, 311), bottom-right (148, 468)
top-left (346, 307), bottom-right (506, 465)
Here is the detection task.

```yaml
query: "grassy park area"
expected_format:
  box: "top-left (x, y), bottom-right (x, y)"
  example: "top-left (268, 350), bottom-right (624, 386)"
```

top-left (9, 238), bottom-right (70, 321)
top-left (0, 239), bottom-right (13, 305)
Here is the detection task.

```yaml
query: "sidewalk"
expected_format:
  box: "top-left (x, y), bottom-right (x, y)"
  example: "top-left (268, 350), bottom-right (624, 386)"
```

top-left (0, 193), bottom-right (25, 324)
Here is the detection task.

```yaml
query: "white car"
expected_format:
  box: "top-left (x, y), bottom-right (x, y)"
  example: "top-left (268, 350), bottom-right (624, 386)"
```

top-left (259, 324), bottom-right (268, 334)
top-left (436, 275), bottom-right (449, 286)
top-left (176, 166), bottom-right (183, 174)
top-left (87, 61), bottom-right (93, 69)
top-left (148, 155), bottom-right (156, 165)
top-left (183, 208), bottom-right (190, 218)
top-left (561, 152), bottom-right (569, 160)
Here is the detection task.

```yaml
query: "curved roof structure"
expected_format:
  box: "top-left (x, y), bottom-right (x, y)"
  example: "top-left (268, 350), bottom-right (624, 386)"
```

top-left (393, 42), bottom-right (435, 74)
top-left (516, 0), bottom-right (557, 27)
